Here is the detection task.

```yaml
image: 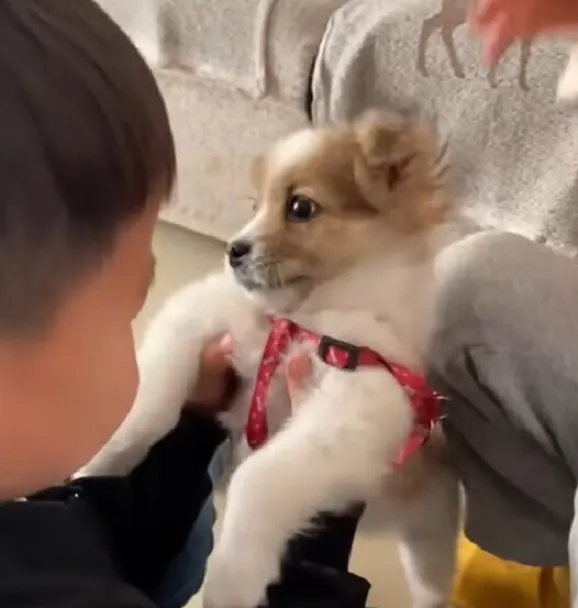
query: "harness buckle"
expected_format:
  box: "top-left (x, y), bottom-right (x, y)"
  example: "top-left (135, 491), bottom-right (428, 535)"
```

top-left (318, 335), bottom-right (360, 371)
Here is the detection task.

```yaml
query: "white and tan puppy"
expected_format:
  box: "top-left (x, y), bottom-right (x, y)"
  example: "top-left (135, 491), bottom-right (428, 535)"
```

top-left (79, 111), bottom-right (459, 608)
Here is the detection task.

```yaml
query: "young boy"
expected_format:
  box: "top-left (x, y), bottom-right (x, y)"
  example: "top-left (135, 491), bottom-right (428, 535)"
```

top-left (0, 2), bottom-right (368, 607)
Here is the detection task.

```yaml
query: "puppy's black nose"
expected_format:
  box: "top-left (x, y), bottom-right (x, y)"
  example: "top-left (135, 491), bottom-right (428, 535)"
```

top-left (227, 240), bottom-right (252, 268)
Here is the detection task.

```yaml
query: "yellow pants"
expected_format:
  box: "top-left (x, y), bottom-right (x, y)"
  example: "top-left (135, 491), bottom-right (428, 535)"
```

top-left (452, 536), bottom-right (569, 608)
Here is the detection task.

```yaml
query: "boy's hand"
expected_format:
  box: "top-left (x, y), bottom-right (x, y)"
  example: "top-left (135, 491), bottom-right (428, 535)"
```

top-left (286, 353), bottom-right (313, 412)
top-left (187, 338), bottom-right (314, 417)
top-left (186, 334), bottom-right (237, 414)
top-left (470, 0), bottom-right (578, 64)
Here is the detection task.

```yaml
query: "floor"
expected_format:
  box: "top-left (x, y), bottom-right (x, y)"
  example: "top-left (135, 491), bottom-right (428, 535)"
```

top-left (138, 221), bottom-right (411, 608)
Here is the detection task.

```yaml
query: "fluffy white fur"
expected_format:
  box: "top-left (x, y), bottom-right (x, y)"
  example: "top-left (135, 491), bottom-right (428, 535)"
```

top-left (79, 119), bottom-right (459, 608)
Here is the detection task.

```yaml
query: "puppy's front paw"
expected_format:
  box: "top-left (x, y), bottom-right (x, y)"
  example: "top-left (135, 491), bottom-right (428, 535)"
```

top-left (203, 544), bottom-right (280, 608)
top-left (76, 442), bottom-right (143, 478)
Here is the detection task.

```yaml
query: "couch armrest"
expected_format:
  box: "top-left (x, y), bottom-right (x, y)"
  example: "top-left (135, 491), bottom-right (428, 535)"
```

top-left (265, 0), bottom-right (352, 107)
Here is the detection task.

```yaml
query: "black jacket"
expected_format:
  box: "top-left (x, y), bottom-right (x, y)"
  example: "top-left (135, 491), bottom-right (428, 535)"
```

top-left (0, 413), bottom-right (223, 607)
top-left (0, 413), bottom-right (370, 608)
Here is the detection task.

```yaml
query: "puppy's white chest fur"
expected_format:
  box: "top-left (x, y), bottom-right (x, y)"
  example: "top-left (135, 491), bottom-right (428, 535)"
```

top-left (221, 299), bottom-right (392, 457)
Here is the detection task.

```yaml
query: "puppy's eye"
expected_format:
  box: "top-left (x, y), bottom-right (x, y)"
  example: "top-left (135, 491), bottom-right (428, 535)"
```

top-left (286, 195), bottom-right (319, 222)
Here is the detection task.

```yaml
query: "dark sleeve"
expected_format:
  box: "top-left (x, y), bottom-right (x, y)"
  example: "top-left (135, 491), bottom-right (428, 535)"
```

top-left (266, 508), bottom-right (371, 608)
top-left (70, 412), bottom-right (227, 597)
top-left (8, 412), bottom-right (227, 608)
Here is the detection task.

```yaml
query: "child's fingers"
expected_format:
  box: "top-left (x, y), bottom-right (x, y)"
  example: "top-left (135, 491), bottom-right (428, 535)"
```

top-left (286, 354), bottom-right (312, 410)
top-left (187, 334), bottom-right (237, 412)
top-left (219, 333), bottom-right (234, 353)
top-left (201, 334), bottom-right (234, 367)
top-left (287, 354), bottom-right (312, 389)
top-left (219, 333), bottom-right (235, 363)
top-left (201, 341), bottom-right (226, 368)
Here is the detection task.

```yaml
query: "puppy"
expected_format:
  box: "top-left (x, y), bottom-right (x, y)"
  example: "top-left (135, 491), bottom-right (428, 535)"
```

top-left (79, 111), bottom-right (460, 608)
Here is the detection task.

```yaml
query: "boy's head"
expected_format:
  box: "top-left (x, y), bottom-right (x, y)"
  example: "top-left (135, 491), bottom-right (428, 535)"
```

top-left (0, 0), bottom-right (175, 497)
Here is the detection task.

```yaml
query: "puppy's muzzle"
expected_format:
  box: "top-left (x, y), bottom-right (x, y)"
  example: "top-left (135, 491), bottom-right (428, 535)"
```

top-left (227, 239), bottom-right (253, 270)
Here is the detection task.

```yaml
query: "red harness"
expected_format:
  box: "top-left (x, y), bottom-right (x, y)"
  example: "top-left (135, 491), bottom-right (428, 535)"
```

top-left (246, 317), bottom-right (443, 467)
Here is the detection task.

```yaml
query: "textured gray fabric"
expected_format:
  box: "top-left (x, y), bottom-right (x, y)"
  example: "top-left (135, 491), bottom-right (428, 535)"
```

top-left (429, 231), bottom-right (578, 567)
top-left (312, 0), bottom-right (578, 253)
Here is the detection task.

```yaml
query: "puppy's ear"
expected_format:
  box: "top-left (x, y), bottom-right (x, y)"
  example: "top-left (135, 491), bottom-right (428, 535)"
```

top-left (353, 110), bottom-right (429, 204)
top-left (353, 110), bottom-right (451, 227)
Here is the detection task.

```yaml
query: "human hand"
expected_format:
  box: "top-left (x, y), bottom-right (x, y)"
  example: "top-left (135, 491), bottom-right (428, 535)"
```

top-left (186, 334), bottom-right (237, 415)
top-left (286, 353), bottom-right (313, 412)
top-left (470, 0), bottom-right (578, 64)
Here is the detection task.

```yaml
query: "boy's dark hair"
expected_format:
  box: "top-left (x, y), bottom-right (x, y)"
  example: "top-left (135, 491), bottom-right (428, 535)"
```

top-left (0, 0), bottom-right (176, 336)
